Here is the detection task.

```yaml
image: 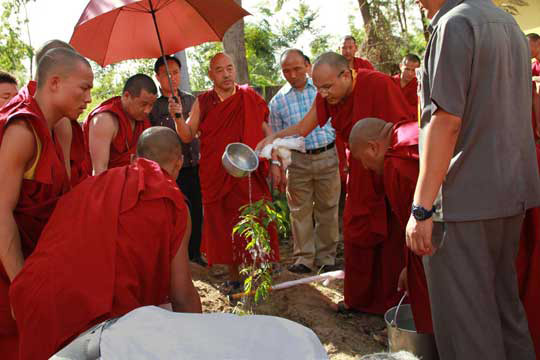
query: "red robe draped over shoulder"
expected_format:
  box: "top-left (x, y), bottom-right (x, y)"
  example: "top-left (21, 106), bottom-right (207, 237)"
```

top-left (0, 82), bottom-right (70, 359)
top-left (84, 96), bottom-right (150, 170)
top-left (383, 121), bottom-right (433, 334)
top-left (21, 81), bottom-right (90, 186)
top-left (352, 57), bottom-right (375, 71)
top-left (69, 119), bottom-right (91, 186)
top-left (316, 69), bottom-right (412, 314)
top-left (198, 85), bottom-right (279, 265)
top-left (517, 144), bottom-right (540, 358)
top-left (9, 158), bottom-right (188, 360)
top-left (392, 74), bottom-right (418, 120)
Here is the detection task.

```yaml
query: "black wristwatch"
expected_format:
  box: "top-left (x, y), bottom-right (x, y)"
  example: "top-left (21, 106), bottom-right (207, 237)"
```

top-left (411, 204), bottom-right (436, 221)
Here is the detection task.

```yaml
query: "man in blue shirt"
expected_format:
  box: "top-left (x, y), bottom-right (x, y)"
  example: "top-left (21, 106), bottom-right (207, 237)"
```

top-left (269, 49), bottom-right (340, 274)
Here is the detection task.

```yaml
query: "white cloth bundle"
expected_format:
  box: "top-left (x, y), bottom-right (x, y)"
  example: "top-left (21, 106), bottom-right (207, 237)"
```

top-left (259, 137), bottom-right (306, 169)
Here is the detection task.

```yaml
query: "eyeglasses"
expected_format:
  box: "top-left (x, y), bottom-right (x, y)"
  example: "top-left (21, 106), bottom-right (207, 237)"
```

top-left (317, 70), bottom-right (346, 95)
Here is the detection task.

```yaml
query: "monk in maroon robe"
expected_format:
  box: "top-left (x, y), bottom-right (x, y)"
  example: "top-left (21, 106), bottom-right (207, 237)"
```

top-left (257, 52), bottom-right (414, 314)
top-left (392, 54), bottom-right (421, 120)
top-left (341, 35), bottom-right (375, 71)
top-left (10, 127), bottom-right (201, 360)
top-left (174, 53), bottom-right (280, 290)
top-left (84, 74), bottom-right (155, 175)
top-left (18, 80), bottom-right (91, 187)
top-left (349, 118), bottom-right (433, 333)
top-left (0, 48), bottom-right (92, 359)
top-left (33, 39), bottom-right (91, 187)
top-left (0, 71), bottom-right (18, 109)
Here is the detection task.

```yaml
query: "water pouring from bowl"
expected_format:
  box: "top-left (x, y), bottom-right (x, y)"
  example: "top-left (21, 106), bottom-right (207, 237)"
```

top-left (222, 143), bottom-right (260, 178)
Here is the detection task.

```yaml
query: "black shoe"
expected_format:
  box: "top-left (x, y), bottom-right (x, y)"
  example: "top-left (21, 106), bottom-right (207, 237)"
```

top-left (191, 256), bottom-right (207, 267)
top-left (318, 264), bottom-right (340, 273)
top-left (287, 263), bottom-right (312, 274)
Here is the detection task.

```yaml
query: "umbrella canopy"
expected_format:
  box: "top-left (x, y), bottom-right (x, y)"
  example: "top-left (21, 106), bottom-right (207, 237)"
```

top-left (70, 0), bottom-right (250, 66)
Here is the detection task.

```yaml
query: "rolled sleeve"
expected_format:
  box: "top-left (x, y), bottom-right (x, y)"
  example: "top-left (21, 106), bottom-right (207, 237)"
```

top-left (428, 17), bottom-right (474, 118)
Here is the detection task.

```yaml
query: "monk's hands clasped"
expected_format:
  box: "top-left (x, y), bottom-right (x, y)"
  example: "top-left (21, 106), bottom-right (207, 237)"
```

top-left (405, 215), bottom-right (435, 256)
top-left (168, 96), bottom-right (183, 119)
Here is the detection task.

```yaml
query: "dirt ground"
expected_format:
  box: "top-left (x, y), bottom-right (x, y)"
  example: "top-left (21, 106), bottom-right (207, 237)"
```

top-left (190, 236), bottom-right (387, 359)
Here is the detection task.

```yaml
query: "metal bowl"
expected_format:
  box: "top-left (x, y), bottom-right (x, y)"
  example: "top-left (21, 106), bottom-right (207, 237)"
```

top-left (222, 142), bottom-right (259, 178)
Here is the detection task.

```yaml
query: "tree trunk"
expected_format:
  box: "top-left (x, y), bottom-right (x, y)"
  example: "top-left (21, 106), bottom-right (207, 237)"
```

top-left (174, 50), bottom-right (191, 93)
top-left (222, 0), bottom-right (250, 84)
top-left (357, 0), bottom-right (374, 45)
top-left (401, 0), bottom-right (408, 33)
top-left (395, 0), bottom-right (405, 34)
top-left (419, 7), bottom-right (430, 42)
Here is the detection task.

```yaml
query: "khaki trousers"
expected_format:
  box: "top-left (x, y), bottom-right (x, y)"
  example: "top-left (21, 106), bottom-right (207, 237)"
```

top-left (424, 214), bottom-right (535, 360)
top-left (286, 147), bottom-right (340, 268)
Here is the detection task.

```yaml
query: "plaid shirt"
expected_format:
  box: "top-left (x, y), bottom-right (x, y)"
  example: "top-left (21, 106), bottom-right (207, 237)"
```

top-left (269, 78), bottom-right (335, 150)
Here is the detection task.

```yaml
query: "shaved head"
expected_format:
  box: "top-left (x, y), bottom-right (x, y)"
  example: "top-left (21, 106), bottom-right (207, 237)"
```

top-left (208, 52), bottom-right (236, 92)
top-left (136, 126), bottom-right (183, 172)
top-left (313, 52), bottom-right (349, 73)
top-left (402, 54), bottom-right (421, 65)
top-left (349, 118), bottom-right (391, 147)
top-left (312, 52), bottom-right (353, 105)
top-left (35, 48), bottom-right (91, 89)
top-left (349, 118), bottom-right (393, 174)
top-left (35, 39), bottom-right (76, 65)
top-left (209, 52), bottom-right (233, 70)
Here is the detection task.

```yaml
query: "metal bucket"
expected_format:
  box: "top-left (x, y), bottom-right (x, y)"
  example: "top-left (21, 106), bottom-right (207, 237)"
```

top-left (222, 142), bottom-right (259, 178)
top-left (384, 295), bottom-right (439, 360)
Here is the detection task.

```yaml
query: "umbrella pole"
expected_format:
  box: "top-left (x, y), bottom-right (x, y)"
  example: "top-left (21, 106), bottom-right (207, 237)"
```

top-left (149, 0), bottom-right (181, 118)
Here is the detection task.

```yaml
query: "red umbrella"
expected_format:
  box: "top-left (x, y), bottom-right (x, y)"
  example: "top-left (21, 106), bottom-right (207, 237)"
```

top-left (70, 0), bottom-right (250, 97)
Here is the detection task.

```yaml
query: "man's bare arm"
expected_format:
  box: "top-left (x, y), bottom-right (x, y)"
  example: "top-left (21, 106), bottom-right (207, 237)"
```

top-left (255, 103), bottom-right (319, 151)
top-left (406, 109), bottom-right (462, 256)
top-left (88, 113), bottom-right (117, 176)
top-left (174, 98), bottom-right (200, 143)
top-left (0, 121), bottom-right (36, 281)
top-left (54, 117), bottom-right (72, 178)
top-left (170, 214), bottom-right (202, 313)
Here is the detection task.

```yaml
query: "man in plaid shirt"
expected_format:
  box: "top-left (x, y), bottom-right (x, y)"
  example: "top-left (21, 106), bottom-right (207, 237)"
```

top-left (269, 49), bottom-right (341, 274)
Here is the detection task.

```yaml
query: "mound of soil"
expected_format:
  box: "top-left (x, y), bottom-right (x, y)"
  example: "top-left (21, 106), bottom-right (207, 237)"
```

top-left (190, 237), bottom-right (387, 359)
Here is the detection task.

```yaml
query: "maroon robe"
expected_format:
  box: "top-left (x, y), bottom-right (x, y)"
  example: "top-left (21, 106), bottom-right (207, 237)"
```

top-left (69, 119), bottom-right (91, 186)
top-left (0, 83), bottom-right (70, 359)
top-left (316, 69), bottom-right (413, 314)
top-left (198, 85), bottom-right (279, 265)
top-left (392, 74), bottom-right (418, 121)
top-left (336, 137), bottom-right (348, 187)
top-left (20, 81), bottom-right (90, 186)
top-left (383, 121), bottom-right (433, 333)
top-left (84, 96), bottom-right (150, 170)
top-left (352, 57), bottom-right (375, 71)
top-left (516, 144), bottom-right (540, 358)
top-left (9, 158), bottom-right (188, 360)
